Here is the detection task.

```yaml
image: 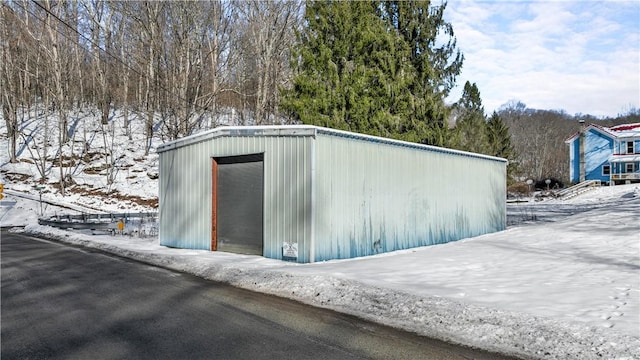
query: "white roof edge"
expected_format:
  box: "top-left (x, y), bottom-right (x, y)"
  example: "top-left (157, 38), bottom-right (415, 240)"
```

top-left (610, 154), bottom-right (640, 163)
top-left (156, 125), bottom-right (317, 153)
top-left (156, 125), bottom-right (507, 163)
top-left (313, 126), bottom-right (507, 162)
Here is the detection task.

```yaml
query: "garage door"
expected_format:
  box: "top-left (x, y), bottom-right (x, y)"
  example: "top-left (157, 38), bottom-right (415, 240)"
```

top-left (212, 154), bottom-right (264, 255)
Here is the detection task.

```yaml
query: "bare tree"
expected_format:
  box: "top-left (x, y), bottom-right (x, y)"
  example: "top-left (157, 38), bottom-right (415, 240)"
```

top-left (202, 1), bottom-right (234, 127)
top-left (1, 2), bottom-right (21, 163)
top-left (20, 101), bottom-right (52, 183)
top-left (123, 1), bottom-right (165, 154)
top-left (111, 1), bottom-right (133, 139)
top-left (21, 0), bottom-right (76, 194)
top-left (235, 1), bottom-right (301, 125)
top-left (37, 1), bottom-right (72, 144)
top-left (501, 102), bottom-right (573, 182)
top-left (81, 0), bottom-right (114, 126)
top-left (7, 0), bottom-right (72, 191)
top-left (160, 1), bottom-right (204, 139)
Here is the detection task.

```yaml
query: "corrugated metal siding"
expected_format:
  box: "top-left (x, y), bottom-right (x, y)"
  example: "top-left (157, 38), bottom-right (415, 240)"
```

top-left (159, 134), bottom-right (313, 262)
top-left (312, 133), bottom-right (506, 262)
top-left (159, 141), bottom-right (213, 250)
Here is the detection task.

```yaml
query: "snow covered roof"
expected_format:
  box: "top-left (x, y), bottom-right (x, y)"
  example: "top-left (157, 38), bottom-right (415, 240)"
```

top-left (609, 123), bottom-right (640, 138)
top-left (610, 154), bottom-right (640, 163)
top-left (565, 122), bottom-right (640, 143)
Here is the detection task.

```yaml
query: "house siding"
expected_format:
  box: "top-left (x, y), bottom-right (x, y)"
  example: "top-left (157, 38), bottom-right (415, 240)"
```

top-left (616, 139), bottom-right (640, 154)
top-left (569, 138), bottom-right (580, 183)
top-left (584, 129), bottom-right (613, 182)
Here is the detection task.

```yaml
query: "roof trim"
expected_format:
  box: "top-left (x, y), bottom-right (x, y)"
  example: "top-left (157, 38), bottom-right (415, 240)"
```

top-left (157, 125), bottom-right (507, 163)
top-left (565, 122), bottom-right (640, 143)
top-left (156, 125), bottom-right (317, 153)
top-left (610, 123), bottom-right (640, 132)
top-left (564, 123), bottom-right (617, 143)
top-left (610, 154), bottom-right (640, 163)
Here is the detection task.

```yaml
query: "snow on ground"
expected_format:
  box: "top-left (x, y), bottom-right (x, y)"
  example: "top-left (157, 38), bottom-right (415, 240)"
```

top-left (0, 109), bottom-right (160, 213)
top-left (1, 184), bottom-right (639, 360)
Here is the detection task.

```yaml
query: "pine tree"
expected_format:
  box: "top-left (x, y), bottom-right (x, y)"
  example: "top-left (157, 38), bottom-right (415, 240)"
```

top-left (486, 111), bottom-right (518, 180)
top-left (381, 1), bottom-right (463, 144)
top-left (280, 1), bottom-right (394, 136)
top-left (281, 0), bottom-right (463, 146)
top-left (451, 81), bottom-right (487, 153)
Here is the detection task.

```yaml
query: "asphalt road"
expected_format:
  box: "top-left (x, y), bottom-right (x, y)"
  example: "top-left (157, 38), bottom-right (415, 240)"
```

top-left (1, 230), bottom-right (518, 360)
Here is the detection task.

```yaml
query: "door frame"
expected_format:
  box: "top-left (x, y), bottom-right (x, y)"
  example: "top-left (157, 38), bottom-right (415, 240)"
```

top-left (211, 153), bottom-right (265, 253)
top-left (211, 158), bottom-right (218, 251)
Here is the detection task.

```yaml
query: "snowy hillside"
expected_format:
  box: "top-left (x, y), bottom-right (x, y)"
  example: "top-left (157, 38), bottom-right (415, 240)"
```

top-left (1, 109), bottom-right (161, 213)
top-left (1, 111), bottom-right (639, 360)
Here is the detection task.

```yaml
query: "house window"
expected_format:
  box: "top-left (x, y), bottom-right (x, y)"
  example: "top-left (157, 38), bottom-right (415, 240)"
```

top-left (602, 165), bottom-right (610, 175)
top-left (626, 163), bottom-right (635, 173)
top-left (627, 141), bottom-right (635, 154)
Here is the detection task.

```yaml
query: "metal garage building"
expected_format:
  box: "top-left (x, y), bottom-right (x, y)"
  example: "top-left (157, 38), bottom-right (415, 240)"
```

top-left (157, 125), bottom-right (506, 263)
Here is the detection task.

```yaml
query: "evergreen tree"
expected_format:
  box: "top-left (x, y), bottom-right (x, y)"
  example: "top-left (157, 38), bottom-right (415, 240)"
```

top-left (486, 111), bottom-right (518, 180)
top-left (280, 1), bottom-right (398, 137)
top-left (451, 81), bottom-right (487, 153)
top-left (382, 0), bottom-right (464, 145)
top-left (281, 0), bottom-right (463, 146)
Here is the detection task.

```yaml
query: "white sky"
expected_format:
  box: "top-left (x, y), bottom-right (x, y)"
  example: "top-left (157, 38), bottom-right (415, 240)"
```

top-left (445, 0), bottom-right (640, 117)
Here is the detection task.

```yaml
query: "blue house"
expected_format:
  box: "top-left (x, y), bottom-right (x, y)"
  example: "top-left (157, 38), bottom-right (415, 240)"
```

top-left (565, 123), bottom-right (640, 185)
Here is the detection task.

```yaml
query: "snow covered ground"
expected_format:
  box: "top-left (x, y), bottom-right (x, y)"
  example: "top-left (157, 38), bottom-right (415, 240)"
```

top-left (1, 184), bottom-right (638, 360)
top-left (0, 109), bottom-right (160, 213)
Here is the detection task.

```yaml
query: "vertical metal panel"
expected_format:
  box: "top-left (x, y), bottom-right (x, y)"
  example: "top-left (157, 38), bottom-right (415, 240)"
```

top-left (159, 133), bottom-right (313, 262)
top-left (312, 133), bottom-right (506, 262)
